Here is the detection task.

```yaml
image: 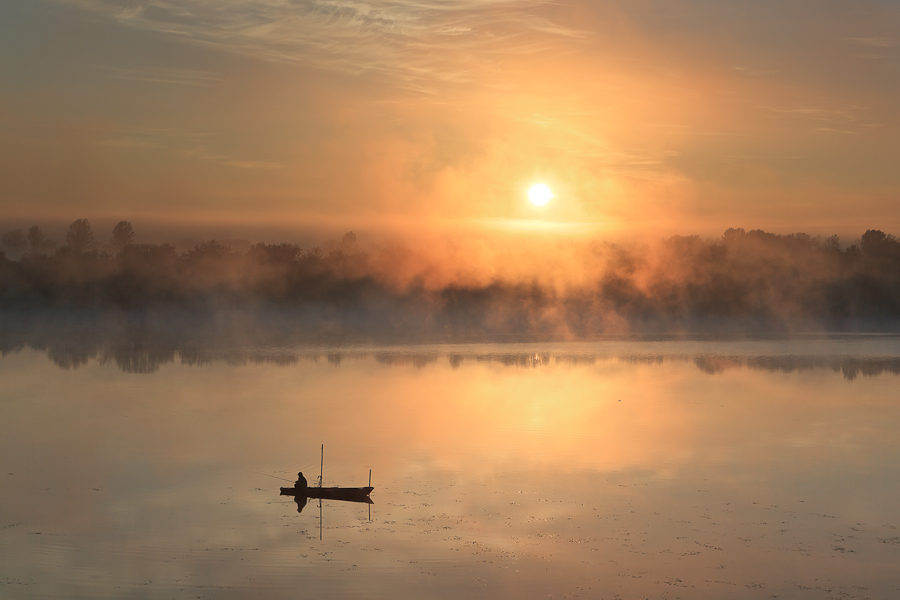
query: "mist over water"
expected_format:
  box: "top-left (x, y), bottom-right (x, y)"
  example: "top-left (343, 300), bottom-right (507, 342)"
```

top-left (2, 227), bottom-right (900, 340)
top-left (2, 340), bottom-right (900, 599)
top-left (3, 224), bottom-right (900, 599)
top-left (3, 313), bottom-right (900, 380)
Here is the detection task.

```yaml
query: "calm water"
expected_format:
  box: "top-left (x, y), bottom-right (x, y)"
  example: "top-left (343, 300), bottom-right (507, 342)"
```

top-left (2, 338), bottom-right (900, 599)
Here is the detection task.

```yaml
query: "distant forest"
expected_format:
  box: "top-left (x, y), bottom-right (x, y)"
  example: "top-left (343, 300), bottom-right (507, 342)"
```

top-left (2, 219), bottom-right (900, 337)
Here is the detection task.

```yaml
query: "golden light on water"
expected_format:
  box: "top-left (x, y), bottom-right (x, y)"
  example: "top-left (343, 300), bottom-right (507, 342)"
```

top-left (528, 184), bottom-right (554, 206)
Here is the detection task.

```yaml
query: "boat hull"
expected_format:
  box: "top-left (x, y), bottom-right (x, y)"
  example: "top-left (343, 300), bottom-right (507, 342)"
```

top-left (280, 486), bottom-right (374, 503)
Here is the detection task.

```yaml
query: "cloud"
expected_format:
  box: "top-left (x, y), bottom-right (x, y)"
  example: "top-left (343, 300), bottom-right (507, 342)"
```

top-left (97, 138), bottom-right (161, 149)
top-left (754, 103), bottom-right (866, 130)
top-left (94, 64), bottom-right (228, 85)
top-left (55, 0), bottom-right (587, 89)
top-left (844, 36), bottom-right (899, 48)
top-left (224, 159), bottom-right (285, 170)
top-left (182, 147), bottom-right (284, 170)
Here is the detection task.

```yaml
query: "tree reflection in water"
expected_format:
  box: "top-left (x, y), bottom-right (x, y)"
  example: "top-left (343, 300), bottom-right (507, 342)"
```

top-left (1, 315), bottom-right (898, 380)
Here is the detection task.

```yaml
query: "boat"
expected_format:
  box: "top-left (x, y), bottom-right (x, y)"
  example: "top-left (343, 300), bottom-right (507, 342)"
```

top-left (280, 445), bottom-right (374, 507)
top-left (280, 486), bottom-right (374, 504)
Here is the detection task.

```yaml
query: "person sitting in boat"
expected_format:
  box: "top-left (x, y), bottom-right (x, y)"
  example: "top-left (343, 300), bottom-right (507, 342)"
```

top-left (295, 472), bottom-right (308, 493)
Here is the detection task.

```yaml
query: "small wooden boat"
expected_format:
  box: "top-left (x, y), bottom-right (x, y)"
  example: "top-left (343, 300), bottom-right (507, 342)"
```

top-left (280, 486), bottom-right (374, 503)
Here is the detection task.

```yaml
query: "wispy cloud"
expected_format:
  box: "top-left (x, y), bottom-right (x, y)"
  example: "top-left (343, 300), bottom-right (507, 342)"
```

top-left (224, 159), bottom-right (285, 170)
top-left (755, 103), bottom-right (866, 130)
top-left (844, 37), bottom-right (899, 48)
top-left (93, 127), bottom-right (209, 151)
top-left (93, 64), bottom-right (228, 85)
top-left (182, 147), bottom-right (284, 170)
top-left (94, 128), bottom-right (284, 168)
top-left (56, 0), bottom-right (586, 89)
top-left (97, 137), bottom-right (161, 149)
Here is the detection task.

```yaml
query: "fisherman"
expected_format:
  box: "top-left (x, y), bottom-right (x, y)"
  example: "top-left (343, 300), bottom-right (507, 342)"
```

top-left (295, 471), bottom-right (308, 493)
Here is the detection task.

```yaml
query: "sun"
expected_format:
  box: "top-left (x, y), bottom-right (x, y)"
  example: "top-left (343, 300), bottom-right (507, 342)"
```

top-left (528, 183), bottom-right (554, 206)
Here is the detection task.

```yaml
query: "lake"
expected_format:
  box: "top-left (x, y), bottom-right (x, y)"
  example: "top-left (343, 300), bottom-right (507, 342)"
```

top-left (2, 337), bottom-right (900, 599)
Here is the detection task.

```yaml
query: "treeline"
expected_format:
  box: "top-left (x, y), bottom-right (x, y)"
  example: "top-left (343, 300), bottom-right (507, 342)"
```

top-left (2, 220), bottom-right (900, 335)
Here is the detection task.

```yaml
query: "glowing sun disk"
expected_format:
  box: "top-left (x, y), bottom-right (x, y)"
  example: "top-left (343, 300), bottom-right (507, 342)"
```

top-left (529, 184), bottom-right (553, 206)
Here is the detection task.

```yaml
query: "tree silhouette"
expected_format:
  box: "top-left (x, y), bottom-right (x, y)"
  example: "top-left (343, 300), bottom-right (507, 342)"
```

top-left (824, 234), bottom-right (841, 252)
top-left (722, 227), bottom-right (746, 241)
top-left (65, 219), bottom-right (96, 253)
top-left (111, 221), bottom-right (135, 251)
top-left (2, 229), bottom-right (26, 254)
top-left (860, 229), bottom-right (898, 253)
top-left (341, 231), bottom-right (358, 251)
top-left (27, 226), bottom-right (44, 250)
top-left (0, 225), bottom-right (897, 334)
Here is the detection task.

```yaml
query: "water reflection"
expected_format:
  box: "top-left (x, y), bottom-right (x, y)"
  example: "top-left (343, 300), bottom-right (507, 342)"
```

top-left (1, 343), bottom-right (899, 598)
top-left (3, 321), bottom-right (900, 380)
top-left (29, 348), bottom-right (900, 380)
top-left (281, 488), bottom-right (374, 514)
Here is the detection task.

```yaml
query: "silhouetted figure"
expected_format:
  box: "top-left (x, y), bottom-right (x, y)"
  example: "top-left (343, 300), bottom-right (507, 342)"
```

top-left (295, 471), bottom-right (308, 493)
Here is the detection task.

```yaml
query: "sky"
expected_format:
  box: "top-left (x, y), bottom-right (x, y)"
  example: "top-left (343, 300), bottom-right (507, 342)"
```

top-left (1, 0), bottom-right (898, 240)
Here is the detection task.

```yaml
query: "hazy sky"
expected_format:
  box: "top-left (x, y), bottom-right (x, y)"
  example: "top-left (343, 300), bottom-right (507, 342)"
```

top-left (1, 0), bottom-right (898, 238)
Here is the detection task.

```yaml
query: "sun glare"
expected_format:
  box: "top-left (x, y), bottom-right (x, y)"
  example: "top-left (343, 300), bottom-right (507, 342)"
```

top-left (528, 183), bottom-right (554, 206)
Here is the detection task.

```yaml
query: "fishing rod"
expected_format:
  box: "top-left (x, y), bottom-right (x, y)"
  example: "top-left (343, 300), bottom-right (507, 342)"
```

top-left (251, 470), bottom-right (294, 483)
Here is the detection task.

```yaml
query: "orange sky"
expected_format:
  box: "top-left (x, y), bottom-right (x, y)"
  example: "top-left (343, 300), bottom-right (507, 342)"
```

top-left (1, 0), bottom-right (898, 239)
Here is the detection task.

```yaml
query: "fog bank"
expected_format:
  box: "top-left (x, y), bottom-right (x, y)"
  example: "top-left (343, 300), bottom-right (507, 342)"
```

top-left (2, 227), bottom-right (900, 339)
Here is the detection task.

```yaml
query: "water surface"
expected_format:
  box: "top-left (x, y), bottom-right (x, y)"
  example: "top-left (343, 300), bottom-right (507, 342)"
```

top-left (2, 339), bottom-right (900, 598)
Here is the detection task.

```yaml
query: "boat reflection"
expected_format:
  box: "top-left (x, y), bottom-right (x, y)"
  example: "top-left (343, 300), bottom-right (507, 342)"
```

top-left (280, 485), bottom-right (374, 514)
